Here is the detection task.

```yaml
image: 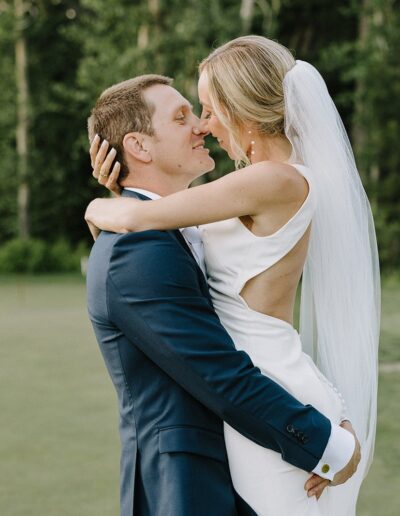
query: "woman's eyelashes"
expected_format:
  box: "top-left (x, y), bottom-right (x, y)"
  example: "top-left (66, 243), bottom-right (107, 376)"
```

top-left (201, 110), bottom-right (211, 120)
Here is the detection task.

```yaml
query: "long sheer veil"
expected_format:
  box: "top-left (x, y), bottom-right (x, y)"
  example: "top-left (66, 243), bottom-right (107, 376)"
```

top-left (283, 60), bottom-right (380, 478)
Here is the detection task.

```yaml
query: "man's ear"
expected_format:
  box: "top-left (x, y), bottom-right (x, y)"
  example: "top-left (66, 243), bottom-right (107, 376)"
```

top-left (123, 132), bottom-right (152, 163)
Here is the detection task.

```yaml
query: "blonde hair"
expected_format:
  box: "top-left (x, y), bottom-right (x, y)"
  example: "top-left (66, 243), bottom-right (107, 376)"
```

top-left (199, 35), bottom-right (295, 166)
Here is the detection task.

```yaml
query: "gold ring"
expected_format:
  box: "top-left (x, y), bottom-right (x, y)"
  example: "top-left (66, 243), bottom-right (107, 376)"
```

top-left (99, 172), bottom-right (108, 178)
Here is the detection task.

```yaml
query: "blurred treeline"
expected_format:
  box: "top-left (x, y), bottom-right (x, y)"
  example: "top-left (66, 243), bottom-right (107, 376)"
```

top-left (0, 0), bottom-right (399, 271)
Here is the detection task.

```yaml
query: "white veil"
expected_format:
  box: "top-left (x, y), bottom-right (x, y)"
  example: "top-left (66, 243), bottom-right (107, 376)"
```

top-left (283, 61), bottom-right (380, 478)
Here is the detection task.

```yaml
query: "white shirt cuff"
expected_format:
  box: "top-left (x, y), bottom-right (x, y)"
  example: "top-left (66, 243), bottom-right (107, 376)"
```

top-left (312, 424), bottom-right (355, 480)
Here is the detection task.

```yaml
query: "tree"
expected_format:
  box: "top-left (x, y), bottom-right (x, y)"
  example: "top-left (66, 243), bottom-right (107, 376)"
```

top-left (14, 0), bottom-right (30, 238)
top-left (0, 0), bottom-right (18, 241)
top-left (0, 0), bottom-right (398, 270)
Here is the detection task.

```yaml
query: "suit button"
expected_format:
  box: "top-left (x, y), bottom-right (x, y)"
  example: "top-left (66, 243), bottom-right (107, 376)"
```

top-left (321, 464), bottom-right (330, 474)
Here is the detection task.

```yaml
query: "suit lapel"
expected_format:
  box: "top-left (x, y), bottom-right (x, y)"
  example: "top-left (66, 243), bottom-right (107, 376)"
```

top-left (169, 229), bottom-right (212, 302)
top-left (121, 189), bottom-right (212, 303)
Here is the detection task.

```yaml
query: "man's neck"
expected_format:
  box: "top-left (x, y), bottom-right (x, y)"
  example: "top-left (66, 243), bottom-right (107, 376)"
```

top-left (120, 180), bottom-right (190, 197)
top-left (121, 182), bottom-right (189, 197)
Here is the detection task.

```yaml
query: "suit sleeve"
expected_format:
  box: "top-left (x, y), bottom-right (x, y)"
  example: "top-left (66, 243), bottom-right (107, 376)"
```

top-left (107, 231), bottom-right (332, 473)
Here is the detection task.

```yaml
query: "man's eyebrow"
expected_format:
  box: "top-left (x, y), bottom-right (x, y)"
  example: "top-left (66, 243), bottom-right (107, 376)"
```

top-left (171, 102), bottom-right (193, 114)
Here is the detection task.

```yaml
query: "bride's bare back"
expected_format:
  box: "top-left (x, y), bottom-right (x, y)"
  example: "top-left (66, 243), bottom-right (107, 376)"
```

top-left (238, 167), bottom-right (310, 325)
top-left (239, 225), bottom-right (310, 325)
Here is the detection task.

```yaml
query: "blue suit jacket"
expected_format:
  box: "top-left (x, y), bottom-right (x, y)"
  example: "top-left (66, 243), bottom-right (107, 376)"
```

top-left (87, 190), bottom-right (331, 516)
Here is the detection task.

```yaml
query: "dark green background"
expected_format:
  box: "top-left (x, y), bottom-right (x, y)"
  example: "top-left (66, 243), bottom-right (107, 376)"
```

top-left (0, 0), bottom-right (399, 270)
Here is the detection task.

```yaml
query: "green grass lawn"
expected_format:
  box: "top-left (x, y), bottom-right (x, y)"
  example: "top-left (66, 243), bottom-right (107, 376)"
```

top-left (0, 274), bottom-right (399, 516)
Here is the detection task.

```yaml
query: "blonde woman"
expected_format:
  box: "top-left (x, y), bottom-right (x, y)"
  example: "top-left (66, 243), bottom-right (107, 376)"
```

top-left (85, 36), bottom-right (379, 515)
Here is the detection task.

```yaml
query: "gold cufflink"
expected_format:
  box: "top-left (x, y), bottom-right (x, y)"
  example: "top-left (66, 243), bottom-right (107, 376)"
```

top-left (321, 464), bottom-right (330, 474)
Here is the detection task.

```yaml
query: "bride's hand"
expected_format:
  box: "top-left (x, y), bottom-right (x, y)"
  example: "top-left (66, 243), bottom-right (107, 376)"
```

top-left (304, 473), bottom-right (329, 500)
top-left (84, 197), bottom-right (141, 240)
top-left (330, 421), bottom-right (361, 486)
top-left (90, 134), bottom-right (122, 196)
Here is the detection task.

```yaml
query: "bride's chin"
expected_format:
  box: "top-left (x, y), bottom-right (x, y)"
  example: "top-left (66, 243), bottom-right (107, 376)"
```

top-left (217, 142), bottom-right (238, 161)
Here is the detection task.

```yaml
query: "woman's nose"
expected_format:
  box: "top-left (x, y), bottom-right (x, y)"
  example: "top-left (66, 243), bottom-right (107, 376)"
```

top-left (194, 118), bottom-right (209, 136)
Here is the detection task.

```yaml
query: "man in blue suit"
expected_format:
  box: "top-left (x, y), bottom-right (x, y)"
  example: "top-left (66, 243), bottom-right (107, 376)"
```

top-left (86, 75), bottom-right (359, 516)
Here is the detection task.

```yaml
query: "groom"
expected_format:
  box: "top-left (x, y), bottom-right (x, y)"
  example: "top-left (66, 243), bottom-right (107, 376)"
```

top-left (86, 75), bottom-right (359, 516)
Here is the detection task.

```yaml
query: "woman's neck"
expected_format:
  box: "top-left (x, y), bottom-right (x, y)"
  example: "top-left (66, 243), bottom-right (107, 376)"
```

top-left (249, 134), bottom-right (292, 164)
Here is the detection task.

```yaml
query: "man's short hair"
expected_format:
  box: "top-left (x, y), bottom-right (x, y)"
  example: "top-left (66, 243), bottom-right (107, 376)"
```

top-left (88, 74), bottom-right (173, 181)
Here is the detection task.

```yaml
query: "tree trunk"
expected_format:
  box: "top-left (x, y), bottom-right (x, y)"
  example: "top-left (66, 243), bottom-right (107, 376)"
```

top-left (257, 0), bottom-right (282, 37)
top-left (15, 0), bottom-right (29, 239)
top-left (147, 0), bottom-right (163, 72)
top-left (240, 0), bottom-right (255, 34)
top-left (352, 0), bottom-right (386, 191)
top-left (138, 24), bottom-right (149, 49)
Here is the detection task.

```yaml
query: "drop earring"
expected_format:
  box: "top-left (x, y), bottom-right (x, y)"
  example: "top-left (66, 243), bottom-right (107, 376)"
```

top-left (248, 130), bottom-right (255, 157)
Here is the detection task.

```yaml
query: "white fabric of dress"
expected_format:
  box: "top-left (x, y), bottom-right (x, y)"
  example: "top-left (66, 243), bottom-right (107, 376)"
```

top-left (201, 164), bottom-right (359, 516)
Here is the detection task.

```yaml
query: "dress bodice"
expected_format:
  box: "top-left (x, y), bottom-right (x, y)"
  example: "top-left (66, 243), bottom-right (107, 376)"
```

top-left (201, 164), bottom-right (315, 302)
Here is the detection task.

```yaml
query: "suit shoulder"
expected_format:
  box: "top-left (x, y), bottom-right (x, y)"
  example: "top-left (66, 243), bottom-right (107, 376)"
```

top-left (112, 228), bottom-right (176, 246)
top-left (111, 229), bottom-right (186, 261)
top-left (109, 229), bottom-right (200, 293)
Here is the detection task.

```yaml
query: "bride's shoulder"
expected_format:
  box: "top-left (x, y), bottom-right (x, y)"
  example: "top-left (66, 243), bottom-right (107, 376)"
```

top-left (242, 161), bottom-right (309, 203)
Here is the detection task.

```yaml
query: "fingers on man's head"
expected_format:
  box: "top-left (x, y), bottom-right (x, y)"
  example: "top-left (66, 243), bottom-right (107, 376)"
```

top-left (106, 161), bottom-right (121, 194)
top-left (90, 134), bottom-right (101, 168)
top-left (93, 139), bottom-right (110, 179)
top-left (97, 147), bottom-right (115, 184)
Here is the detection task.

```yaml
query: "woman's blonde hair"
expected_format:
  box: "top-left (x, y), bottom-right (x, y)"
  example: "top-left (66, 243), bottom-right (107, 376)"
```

top-left (199, 35), bottom-right (295, 166)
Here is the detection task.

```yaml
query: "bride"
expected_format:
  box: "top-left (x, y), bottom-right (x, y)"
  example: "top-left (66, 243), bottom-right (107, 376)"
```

top-left (85, 36), bottom-right (380, 515)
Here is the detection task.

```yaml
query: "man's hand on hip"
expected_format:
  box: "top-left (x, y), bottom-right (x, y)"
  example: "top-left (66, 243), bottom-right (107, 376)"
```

top-left (305, 420), bottom-right (361, 499)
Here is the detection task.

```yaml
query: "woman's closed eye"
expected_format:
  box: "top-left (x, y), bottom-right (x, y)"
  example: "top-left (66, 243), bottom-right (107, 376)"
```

top-left (201, 110), bottom-right (212, 120)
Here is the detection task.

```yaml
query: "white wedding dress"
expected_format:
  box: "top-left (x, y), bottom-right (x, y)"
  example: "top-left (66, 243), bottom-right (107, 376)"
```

top-left (201, 164), bottom-right (359, 515)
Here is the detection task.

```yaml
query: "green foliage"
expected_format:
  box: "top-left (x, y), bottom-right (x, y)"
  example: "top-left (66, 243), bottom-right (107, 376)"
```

top-left (374, 205), bottom-right (400, 270)
top-left (0, 238), bottom-right (89, 273)
top-left (47, 238), bottom-right (89, 272)
top-left (0, 0), bottom-right (399, 270)
top-left (0, 238), bottom-right (48, 273)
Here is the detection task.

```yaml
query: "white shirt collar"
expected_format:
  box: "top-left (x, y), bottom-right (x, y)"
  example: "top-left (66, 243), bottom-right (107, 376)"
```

top-left (124, 187), bottom-right (161, 200)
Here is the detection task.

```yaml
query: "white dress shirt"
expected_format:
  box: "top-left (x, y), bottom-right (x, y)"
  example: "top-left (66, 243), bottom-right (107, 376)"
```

top-left (124, 187), bottom-right (355, 481)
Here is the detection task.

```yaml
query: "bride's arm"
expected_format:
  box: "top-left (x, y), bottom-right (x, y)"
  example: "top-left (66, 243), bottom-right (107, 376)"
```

top-left (85, 161), bottom-right (301, 234)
